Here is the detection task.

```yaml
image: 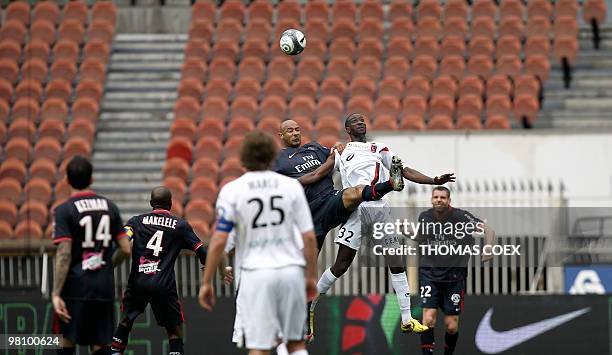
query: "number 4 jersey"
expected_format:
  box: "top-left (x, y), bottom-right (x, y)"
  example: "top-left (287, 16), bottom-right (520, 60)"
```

top-left (124, 209), bottom-right (205, 291)
top-left (53, 191), bottom-right (125, 301)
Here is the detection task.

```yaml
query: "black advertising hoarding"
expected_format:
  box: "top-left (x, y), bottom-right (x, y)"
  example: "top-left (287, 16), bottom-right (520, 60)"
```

top-left (0, 292), bottom-right (607, 354)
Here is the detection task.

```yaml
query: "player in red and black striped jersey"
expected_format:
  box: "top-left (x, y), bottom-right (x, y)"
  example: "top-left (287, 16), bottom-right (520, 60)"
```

top-left (52, 156), bottom-right (131, 355)
top-left (111, 186), bottom-right (207, 355)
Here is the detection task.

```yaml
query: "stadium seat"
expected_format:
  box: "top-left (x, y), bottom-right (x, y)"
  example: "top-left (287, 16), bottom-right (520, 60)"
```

top-left (293, 116), bottom-right (314, 139)
top-left (400, 114), bottom-right (426, 131)
top-left (257, 116), bottom-right (283, 136)
top-left (290, 96), bottom-right (316, 118)
top-left (223, 136), bottom-right (244, 159)
top-left (231, 79), bottom-right (260, 102)
top-left (166, 137), bottom-right (193, 164)
top-left (486, 95), bottom-right (512, 117)
top-left (497, 36), bottom-right (522, 58)
top-left (212, 40), bottom-right (239, 61)
top-left (0, 60), bottom-right (19, 85)
top-left (197, 119), bottom-right (225, 140)
top-left (456, 115), bottom-right (483, 129)
top-left (0, 159), bottom-right (26, 185)
top-left (24, 178), bottom-right (52, 206)
top-left (514, 95), bottom-right (540, 125)
top-left (202, 97), bottom-right (229, 121)
top-left (429, 96), bottom-right (455, 118)
top-left (415, 37), bottom-right (439, 59)
top-left (443, 18), bottom-right (468, 40)
top-left (317, 96), bottom-right (344, 119)
top-left (231, 97), bottom-right (258, 121)
top-left (1, 20), bottom-right (27, 44)
top-left (174, 97), bottom-right (202, 122)
top-left (193, 157), bottom-right (220, 182)
top-left (304, 19), bottom-right (329, 43)
top-left (431, 76), bottom-right (458, 99)
top-left (185, 39), bottom-right (210, 60)
top-left (31, 20), bottom-right (57, 46)
top-left (19, 200), bottom-right (48, 226)
top-left (185, 199), bottom-right (215, 225)
top-left (554, 36), bottom-right (578, 65)
top-left (500, 0), bottom-right (524, 18)
top-left (298, 57), bottom-right (325, 83)
top-left (227, 117), bottom-right (255, 138)
top-left (45, 79), bottom-right (72, 103)
top-left (330, 38), bottom-right (356, 60)
top-left (0, 200), bottom-right (18, 227)
top-left (0, 220), bottom-right (12, 238)
top-left (514, 75), bottom-right (541, 98)
top-left (220, 1), bottom-right (245, 23)
top-left (412, 56), bottom-right (437, 81)
top-left (170, 119), bottom-right (197, 141)
top-left (406, 77), bottom-right (431, 99)
top-left (496, 56), bottom-right (522, 78)
top-left (305, 0), bottom-right (328, 23)
top-left (192, 1), bottom-right (216, 24)
top-left (208, 58), bottom-right (236, 82)
top-left (189, 20), bottom-right (214, 43)
top-left (278, 0), bottom-right (301, 23)
top-left (525, 36), bottom-right (551, 57)
top-left (6, 1), bottom-right (30, 25)
top-left (12, 98), bottom-right (40, 122)
top-left (487, 75), bottom-right (513, 98)
top-left (469, 36), bottom-right (494, 57)
top-left (0, 40), bottom-right (21, 61)
top-left (418, 0), bottom-right (442, 19)
top-left (318, 135), bottom-right (341, 149)
top-left (0, 80), bottom-right (13, 104)
top-left (0, 99), bottom-right (8, 123)
top-left (14, 221), bottom-right (43, 239)
top-left (163, 176), bottom-right (187, 203)
top-left (249, 1), bottom-right (273, 24)
top-left (387, 36), bottom-right (413, 59)
top-left (72, 98), bottom-right (100, 122)
top-left (472, 0), bottom-right (496, 19)
top-left (300, 38), bottom-right (326, 60)
top-left (402, 96), bottom-right (428, 117)
top-left (15, 80), bottom-right (43, 104)
top-left (259, 96), bottom-right (286, 119)
top-left (92, 1), bottom-right (118, 24)
top-left (206, 78), bottom-right (233, 99)
top-left (331, 19), bottom-right (357, 41)
top-left (292, 77), bottom-right (318, 98)
top-left (29, 158), bottom-right (58, 183)
top-left (359, 19), bottom-right (384, 41)
top-left (163, 158), bottom-right (190, 182)
top-left (0, 178), bottom-right (22, 204)
top-left (444, 0), bottom-right (468, 19)
top-left (440, 37), bottom-right (465, 58)
top-left (555, 0), bottom-right (578, 18)
top-left (220, 157), bottom-right (246, 179)
top-left (182, 58), bottom-right (207, 81)
top-left (64, 137), bottom-right (91, 160)
top-left (378, 78), bottom-right (404, 100)
top-left (22, 59), bottom-right (49, 84)
top-left (485, 114), bottom-right (511, 129)
top-left (170, 199), bottom-right (184, 218)
top-left (525, 55), bottom-right (550, 81)
top-left (389, 1), bottom-right (412, 22)
top-left (0, 122), bottom-right (6, 144)
top-left (554, 16), bottom-right (578, 38)
top-left (354, 57), bottom-right (381, 81)
top-left (268, 57), bottom-right (295, 83)
top-left (427, 115), bottom-right (454, 130)
top-left (528, 0), bottom-right (553, 19)
top-left (54, 179), bottom-right (71, 203)
top-left (41, 98), bottom-right (68, 122)
top-left (467, 55), bottom-right (494, 79)
top-left (457, 95), bottom-right (485, 120)
top-left (58, 19), bottom-right (85, 45)
top-left (332, 0), bottom-right (357, 22)
top-left (360, 0), bottom-right (384, 22)
top-left (416, 18), bottom-right (442, 39)
top-left (178, 78), bottom-right (204, 100)
top-left (526, 16), bottom-right (551, 39)
top-left (195, 137), bottom-right (223, 162)
top-left (216, 19), bottom-right (243, 43)
top-left (472, 17), bottom-right (495, 39)
top-left (51, 59), bottom-right (77, 83)
top-left (374, 96), bottom-right (401, 118)
top-left (80, 58), bottom-right (107, 83)
top-left (242, 39), bottom-right (268, 59)
top-left (388, 18), bottom-right (414, 41)
top-left (88, 21), bottom-right (115, 44)
top-left (190, 177), bottom-right (219, 201)
top-left (346, 96), bottom-right (374, 118)
top-left (439, 56), bottom-right (466, 80)
top-left (583, 0), bottom-right (607, 26)
top-left (499, 17), bottom-right (524, 39)
top-left (372, 115), bottom-right (398, 131)
top-left (8, 119), bottom-right (36, 143)
top-left (245, 19), bottom-right (272, 43)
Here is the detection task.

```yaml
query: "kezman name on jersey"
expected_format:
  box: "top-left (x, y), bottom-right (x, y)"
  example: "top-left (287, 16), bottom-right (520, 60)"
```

top-left (142, 216), bottom-right (177, 229)
top-left (248, 178), bottom-right (279, 190)
top-left (74, 198), bottom-right (109, 213)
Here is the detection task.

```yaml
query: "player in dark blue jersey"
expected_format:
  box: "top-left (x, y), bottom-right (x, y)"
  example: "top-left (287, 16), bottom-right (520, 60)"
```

top-left (52, 156), bottom-right (131, 355)
top-left (110, 187), bottom-right (207, 355)
top-left (275, 119), bottom-right (404, 251)
top-left (416, 187), bottom-right (495, 355)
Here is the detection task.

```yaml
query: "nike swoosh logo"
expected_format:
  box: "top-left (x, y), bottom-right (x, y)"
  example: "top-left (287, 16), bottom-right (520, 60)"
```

top-left (289, 152), bottom-right (297, 159)
top-left (475, 307), bottom-right (590, 354)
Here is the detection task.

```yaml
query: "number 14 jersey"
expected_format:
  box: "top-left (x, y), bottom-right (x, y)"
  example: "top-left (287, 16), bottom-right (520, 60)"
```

top-left (124, 209), bottom-right (204, 291)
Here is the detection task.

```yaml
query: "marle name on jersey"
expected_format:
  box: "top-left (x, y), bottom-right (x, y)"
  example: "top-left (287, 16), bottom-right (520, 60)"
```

top-left (74, 198), bottom-right (109, 213)
top-left (142, 215), bottom-right (177, 229)
top-left (294, 154), bottom-right (322, 173)
top-left (247, 178), bottom-right (279, 190)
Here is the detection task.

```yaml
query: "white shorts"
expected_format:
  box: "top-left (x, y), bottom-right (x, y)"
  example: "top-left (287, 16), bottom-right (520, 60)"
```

top-left (234, 266), bottom-right (306, 350)
top-left (335, 200), bottom-right (399, 250)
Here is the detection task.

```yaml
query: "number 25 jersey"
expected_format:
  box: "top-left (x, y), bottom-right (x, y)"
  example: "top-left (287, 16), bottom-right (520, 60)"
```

top-left (124, 209), bottom-right (204, 291)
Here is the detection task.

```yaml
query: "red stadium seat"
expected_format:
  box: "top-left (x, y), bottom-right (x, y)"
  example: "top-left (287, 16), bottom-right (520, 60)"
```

top-left (297, 57), bottom-right (325, 83)
top-left (444, 0), bottom-right (468, 20)
top-left (289, 96), bottom-right (316, 118)
top-left (415, 37), bottom-right (439, 59)
top-left (427, 115), bottom-right (454, 130)
top-left (416, 18), bottom-right (442, 39)
top-left (195, 137), bottom-right (223, 162)
top-left (487, 74), bottom-right (513, 98)
top-left (472, 17), bottom-right (495, 39)
top-left (178, 78), bottom-right (204, 100)
top-left (372, 115), bottom-right (398, 131)
top-left (15, 80), bottom-right (43, 103)
top-left (305, 0), bottom-right (329, 23)
top-left (22, 59), bottom-right (49, 84)
top-left (63, 0), bottom-right (88, 25)
top-left (223, 136), bottom-right (245, 159)
top-left (6, 2), bottom-right (30, 25)
top-left (212, 40), bottom-right (239, 61)
top-left (39, 119), bottom-right (66, 143)
top-left (528, 0), bottom-right (553, 19)
top-left (417, 0), bottom-right (442, 19)
top-left (206, 78), bottom-right (233, 99)
top-left (216, 19), bottom-right (243, 43)
top-left (197, 119), bottom-right (225, 140)
top-left (583, 0), bottom-right (607, 25)
top-left (0, 178), bottom-right (22, 204)
top-left (41, 98), bottom-right (68, 122)
top-left (72, 98), bottom-right (100, 122)
top-left (514, 95), bottom-right (540, 124)
top-left (443, 18), bottom-right (468, 40)
top-left (34, 137), bottom-right (62, 163)
top-left (75, 78), bottom-right (105, 104)
top-left (331, 19), bottom-right (357, 41)
top-left (440, 37), bottom-right (465, 58)
top-left (304, 19), bottom-right (329, 43)
top-left (8, 119), bottom-right (36, 143)
top-left (292, 78), bottom-right (318, 99)
top-left (468, 55), bottom-right (494, 79)
top-left (242, 39), bottom-right (268, 59)
top-left (0, 80), bottom-right (12, 104)
top-left (412, 56), bottom-right (437, 81)
top-left (0, 40), bottom-right (21, 61)
top-left (429, 95), bottom-right (455, 118)
top-left (317, 96), bottom-right (344, 118)
top-left (163, 158), bottom-right (190, 182)
top-left (12, 98), bottom-right (40, 122)
top-left (514, 75), bottom-right (541, 98)
top-left (432, 76), bottom-right (458, 99)
top-left (208, 58), bottom-right (236, 82)
top-left (170, 119), bottom-right (197, 141)
top-left (485, 114), bottom-right (511, 129)
top-left (24, 178), bottom-right (52, 205)
top-left (268, 57), bottom-right (295, 83)
top-left (402, 96), bottom-right (428, 117)
top-left (257, 116), bottom-right (283, 137)
top-left (45, 79), bottom-right (72, 103)
top-left (1, 20), bottom-right (27, 44)
top-left (88, 21), bottom-right (115, 44)
top-left (525, 55), bottom-right (550, 81)
top-left (359, 19), bottom-right (384, 41)
top-left (349, 77), bottom-right (376, 98)
top-left (374, 96), bottom-right (401, 118)
top-left (31, 20), bottom-right (57, 46)
top-left (174, 97), bottom-right (201, 122)
top-left (64, 137), bottom-right (91, 160)
top-left (354, 57), bottom-right (381, 81)
top-left (315, 116), bottom-right (342, 138)
top-left (92, 1), bottom-right (118, 24)
top-left (388, 18), bottom-right (414, 41)
top-left (0, 159), bottom-right (27, 185)
top-left (193, 157), bottom-right (220, 182)
top-left (0, 200), bottom-right (18, 227)
top-left (192, 1), bottom-right (216, 23)
top-left (0, 220), bottom-right (13, 238)
top-left (29, 159), bottom-right (58, 184)
top-left (459, 75), bottom-right (485, 98)
top-left (389, 2), bottom-right (412, 22)
top-left (486, 95), bottom-right (512, 117)
top-left (457, 95), bottom-right (484, 118)
top-left (84, 40), bottom-right (111, 63)
top-left (383, 55), bottom-right (410, 79)
top-left (182, 58), bottom-right (207, 81)
top-left (233, 78), bottom-right (260, 101)
top-left (330, 38), bottom-right (355, 60)
top-left (439, 56), bottom-right (466, 81)
top-left (472, 0), bottom-right (496, 20)
top-left (166, 137), bottom-right (193, 164)
top-left (163, 176), bottom-right (187, 203)
top-left (202, 97), bottom-right (229, 121)
top-left (0, 99), bottom-right (9, 123)
top-left (378, 78), bottom-right (404, 100)
top-left (249, 1), bottom-right (273, 23)
top-left (346, 96), bottom-right (374, 118)
top-left (190, 177), bottom-right (219, 201)
top-left (227, 117), bottom-right (255, 138)
top-left (278, 0), bottom-right (302, 23)
top-left (499, 17), bottom-right (524, 38)
top-left (406, 76), bottom-right (431, 99)
top-left (260, 96), bottom-right (286, 119)
top-left (500, 0), bottom-right (525, 19)
top-left (185, 39), bottom-right (210, 60)
top-left (496, 56), bottom-right (522, 78)
top-left (456, 115), bottom-right (483, 130)
top-left (189, 20), bottom-right (214, 43)
top-left (51, 59), bottom-right (77, 83)
top-left (0, 59), bottom-right (19, 85)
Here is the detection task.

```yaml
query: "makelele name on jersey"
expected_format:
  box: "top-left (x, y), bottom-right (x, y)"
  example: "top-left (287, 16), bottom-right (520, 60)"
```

top-left (142, 215), bottom-right (177, 229)
top-left (74, 198), bottom-right (109, 213)
top-left (347, 142), bottom-right (378, 153)
top-left (294, 154), bottom-right (322, 173)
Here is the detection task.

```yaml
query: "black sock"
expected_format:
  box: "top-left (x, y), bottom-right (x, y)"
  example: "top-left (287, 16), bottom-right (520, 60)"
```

top-left (420, 328), bottom-right (435, 355)
top-left (169, 338), bottom-right (184, 355)
top-left (92, 347), bottom-right (111, 355)
top-left (444, 331), bottom-right (458, 355)
top-left (57, 348), bottom-right (75, 355)
top-left (361, 181), bottom-right (394, 201)
top-left (111, 324), bottom-right (131, 353)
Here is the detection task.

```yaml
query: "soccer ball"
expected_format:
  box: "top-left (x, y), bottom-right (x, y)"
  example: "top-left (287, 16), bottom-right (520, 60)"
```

top-left (279, 29), bottom-right (306, 55)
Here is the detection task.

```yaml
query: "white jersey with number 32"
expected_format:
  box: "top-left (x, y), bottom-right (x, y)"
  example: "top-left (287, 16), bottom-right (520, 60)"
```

top-left (216, 171), bottom-right (314, 271)
top-left (335, 141), bottom-right (395, 189)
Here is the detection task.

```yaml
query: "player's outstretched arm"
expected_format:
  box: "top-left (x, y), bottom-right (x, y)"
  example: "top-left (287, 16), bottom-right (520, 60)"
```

top-left (297, 148), bottom-right (337, 186)
top-left (199, 230), bottom-right (228, 311)
top-left (52, 241), bottom-right (72, 322)
top-left (402, 167), bottom-right (456, 185)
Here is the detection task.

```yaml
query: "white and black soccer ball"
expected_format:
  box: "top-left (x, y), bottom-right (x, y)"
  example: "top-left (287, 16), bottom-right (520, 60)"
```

top-left (279, 29), bottom-right (306, 55)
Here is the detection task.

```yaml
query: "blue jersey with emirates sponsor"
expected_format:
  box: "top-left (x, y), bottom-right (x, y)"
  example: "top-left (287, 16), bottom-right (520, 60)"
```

top-left (274, 142), bottom-right (335, 208)
top-left (124, 209), bottom-right (204, 291)
top-left (417, 207), bottom-right (483, 282)
top-left (53, 191), bottom-right (125, 301)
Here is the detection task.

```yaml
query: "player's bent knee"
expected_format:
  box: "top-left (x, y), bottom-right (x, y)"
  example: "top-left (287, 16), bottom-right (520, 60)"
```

top-left (445, 318), bottom-right (459, 334)
top-left (286, 340), bottom-right (307, 353)
top-left (341, 187), bottom-right (363, 210)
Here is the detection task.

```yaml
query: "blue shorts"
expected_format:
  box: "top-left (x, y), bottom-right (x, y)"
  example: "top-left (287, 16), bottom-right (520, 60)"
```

top-left (419, 277), bottom-right (466, 315)
top-left (310, 190), bottom-right (352, 249)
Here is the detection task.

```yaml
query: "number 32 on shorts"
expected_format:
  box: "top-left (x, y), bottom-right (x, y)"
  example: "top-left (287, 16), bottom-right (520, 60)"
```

top-left (338, 227), bottom-right (353, 242)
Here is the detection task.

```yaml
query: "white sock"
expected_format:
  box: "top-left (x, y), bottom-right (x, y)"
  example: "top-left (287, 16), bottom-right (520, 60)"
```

top-left (289, 350), bottom-right (308, 355)
top-left (316, 268), bottom-right (337, 294)
top-left (390, 272), bottom-right (412, 324)
top-left (276, 343), bottom-right (288, 355)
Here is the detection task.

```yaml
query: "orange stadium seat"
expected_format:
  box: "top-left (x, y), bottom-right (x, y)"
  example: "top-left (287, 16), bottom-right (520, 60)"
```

top-left (163, 158), bottom-right (190, 182)
top-left (59, 19), bottom-right (85, 45)
top-left (8, 119), bottom-right (36, 143)
top-left (333, 0), bottom-right (357, 22)
top-left (412, 56), bottom-right (437, 81)
top-left (220, 157), bottom-right (246, 178)
top-left (378, 78), bottom-right (404, 100)
top-left (290, 96), bottom-right (316, 118)
top-left (19, 200), bottom-right (48, 226)
top-left (456, 114), bottom-right (483, 129)
top-left (192, 1), bottom-right (216, 24)
top-left (360, 19), bottom-right (384, 41)
top-left (163, 176), bottom-right (187, 203)
top-left (174, 97), bottom-right (201, 122)
top-left (349, 77), bottom-right (376, 98)
top-left (358, 38), bottom-right (384, 60)
top-left (469, 36), bottom-right (494, 57)
top-left (554, 16), bottom-right (578, 38)
top-left (84, 40), bottom-right (111, 63)
top-left (72, 98), bottom-right (100, 122)
top-left (500, 0), bottom-right (525, 19)
top-left (190, 177), bottom-right (219, 201)
top-left (15, 80), bottom-right (43, 103)
top-left (0, 159), bottom-right (26, 185)
top-left (387, 37), bottom-right (413, 59)
top-left (0, 59), bottom-right (19, 85)
top-left (457, 95), bottom-right (484, 118)
top-left (88, 21), bottom-right (115, 44)
top-left (64, 137), bottom-right (92, 160)
top-left (439, 55), bottom-right (466, 80)
top-left (499, 17), bottom-right (524, 38)
top-left (583, 0), bottom-right (607, 26)
top-left (14, 221), bottom-right (43, 240)
top-left (496, 56), bottom-right (522, 78)
top-left (208, 58), bottom-right (236, 82)
top-left (292, 77), bottom-right (318, 98)
top-left (260, 96), bottom-right (286, 119)
top-left (554, 36), bottom-right (579, 65)
top-left (468, 55), bottom-right (494, 79)
top-left (80, 58), bottom-right (107, 83)
top-left (223, 136), bottom-right (244, 159)
top-left (12, 98), bottom-right (40, 122)
top-left (185, 199), bottom-right (215, 225)
top-left (193, 157), bottom-right (220, 182)
top-left (293, 116), bottom-right (314, 139)
top-left (31, 20), bottom-right (57, 46)
top-left (29, 159), bottom-right (57, 184)
top-left (92, 1), bottom-right (118, 24)
top-left (195, 137), bottom-right (223, 162)
top-left (415, 37), bottom-right (439, 59)
top-left (166, 137), bottom-right (193, 164)
top-left (51, 59), bottom-right (77, 83)
top-left (170, 119), bottom-right (197, 141)
top-left (497, 36), bottom-right (522, 58)
top-left (24, 178), bottom-right (52, 205)
top-left (429, 95), bottom-right (455, 118)
top-left (360, 0), bottom-right (383, 21)
top-left (216, 20), bottom-right (243, 43)
top-left (170, 198), bottom-right (184, 218)
top-left (278, 0), bottom-right (301, 23)
top-left (257, 116), bottom-right (283, 136)
top-left (514, 95), bottom-right (540, 125)
top-left (0, 122), bottom-right (6, 144)
top-left (315, 116), bottom-right (342, 138)
top-left (206, 78), bottom-right (232, 99)
top-left (354, 57), bottom-right (381, 81)
top-left (22, 59), bottom-right (49, 84)
top-left (268, 57), bottom-right (295, 83)
top-left (0, 40), bottom-right (21, 61)
top-left (444, 0), bottom-right (468, 20)
top-left (220, 1), bottom-right (246, 23)
top-left (515, 75), bottom-right (541, 98)
top-left (389, 1), bottom-right (412, 22)
top-left (305, 0), bottom-right (329, 23)
top-left (53, 40), bottom-right (80, 63)
top-left (231, 97), bottom-right (258, 121)
top-left (242, 39), bottom-right (268, 59)
top-left (197, 119), bottom-right (225, 139)
top-left (39, 119), bottom-right (66, 142)
top-left (297, 57), bottom-right (325, 83)
top-left (459, 75), bottom-right (485, 98)
top-left (189, 20), bottom-right (214, 43)
top-left (318, 135), bottom-right (340, 148)
top-left (54, 179), bottom-right (71, 203)
top-left (443, 18), bottom-right (468, 39)
top-left (41, 98), bottom-right (68, 122)
top-left (317, 96), bottom-right (344, 118)
top-left (402, 96), bottom-right (428, 117)
top-left (384, 56), bottom-right (410, 79)
top-left (1, 19), bottom-right (27, 44)
top-left (227, 117), bottom-right (255, 138)
top-left (525, 36), bottom-right (551, 57)
top-left (440, 37), bottom-right (465, 58)
top-left (6, 1), bottom-right (30, 25)
top-left (388, 18), bottom-right (414, 41)
top-left (555, 0), bottom-right (579, 18)
top-left (487, 74), bottom-right (513, 97)
top-left (528, 0), bottom-right (553, 19)
top-left (301, 38), bottom-right (326, 60)
top-left (181, 58), bottom-right (207, 81)
top-left (406, 76), bottom-right (431, 99)
top-left (34, 137), bottom-right (62, 163)
top-left (245, 19), bottom-right (272, 42)
top-left (416, 18), bottom-right (442, 39)
top-left (212, 40), bottom-right (239, 61)
top-left (372, 115), bottom-right (398, 131)
top-left (432, 76), bottom-right (458, 99)
top-left (178, 78), bottom-right (204, 100)
top-left (472, 17), bottom-right (495, 39)
top-left (0, 200), bottom-right (18, 227)
top-left (331, 19), bottom-right (357, 41)
top-left (0, 178), bottom-right (22, 204)
top-left (525, 55), bottom-right (550, 81)
top-left (472, 0), bottom-right (496, 20)
top-left (76, 81), bottom-right (104, 103)
top-left (427, 115), bottom-right (454, 130)
top-left (64, 0), bottom-right (88, 25)
top-left (202, 97), bottom-right (229, 121)
top-left (486, 95), bottom-right (512, 118)
top-left (346, 95), bottom-right (374, 118)
top-left (374, 96), bottom-right (401, 118)
top-left (249, 0), bottom-right (273, 23)
top-left (0, 220), bottom-right (12, 238)
top-left (485, 114), bottom-right (511, 129)
top-left (185, 39), bottom-right (210, 60)
top-left (330, 38), bottom-right (355, 60)
top-left (0, 99), bottom-right (10, 123)
top-left (418, 0), bottom-right (442, 19)
top-left (234, 78), bottom-right (261, 100)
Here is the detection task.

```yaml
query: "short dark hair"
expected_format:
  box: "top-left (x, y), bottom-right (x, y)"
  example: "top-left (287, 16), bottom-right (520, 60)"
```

top-left (240, 130), bottom-right (278, 171)
top-left (150, 186), bottom-right (172, 210)
top-left (66, 156), bottom-right (93, 190)
top-left (432, 186), bottom-right (451, 198)
top-left (345, 112), bottom-right (364, 128)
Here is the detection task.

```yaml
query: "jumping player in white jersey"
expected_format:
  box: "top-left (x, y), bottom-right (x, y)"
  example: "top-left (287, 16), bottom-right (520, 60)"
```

top-left (309, 113), bottom-right (455, 338)
top-left (199, 131), bottom-right (317, 355)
